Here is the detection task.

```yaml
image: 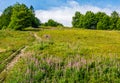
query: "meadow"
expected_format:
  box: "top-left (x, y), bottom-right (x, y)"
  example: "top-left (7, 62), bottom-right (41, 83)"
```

top-left (0, 30), bottom-right (35, 74)
top-left (0, 28), bottom-right (120, 83)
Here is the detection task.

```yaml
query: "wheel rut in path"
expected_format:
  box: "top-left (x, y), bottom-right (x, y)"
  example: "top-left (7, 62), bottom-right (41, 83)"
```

top-left (0, 46), bottom-right (28, 82)
top-left (0, 33), bottom-right (42, 82)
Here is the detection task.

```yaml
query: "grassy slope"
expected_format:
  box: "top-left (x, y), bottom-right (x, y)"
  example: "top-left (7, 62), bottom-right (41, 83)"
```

top-left (0, 30), bottom-right (35, 72)
top-left (0, 29), bottom-right (120, 82)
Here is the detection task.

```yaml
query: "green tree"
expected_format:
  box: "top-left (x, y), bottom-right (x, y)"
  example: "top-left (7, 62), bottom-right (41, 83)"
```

top-left (30, 5), bottom-right (35, 14)
top-left (72, 11), bottom-right (83, 28)
top-left (83, 11), bottom-right (97, 29)
top-left (8, 3), bottom-right (32, 30)
top-left (110, 11), bottom-right (119, 30)
top-left (97, 15), bottom-right (110, 30)
top-left (8, 3), bottom-right (40, 30)
top-left (0, 6), bottom-right (13, 29)
top-left (45, 19), bottom-right (63, 27)
top-left (116, 19), bottom-right (120, 30)
top-left (30, 5), bottom-right (40, 28)
top-left (32, 17), bottom-right (41, 28)
top-left (95, 12), bottom-right (106, 23)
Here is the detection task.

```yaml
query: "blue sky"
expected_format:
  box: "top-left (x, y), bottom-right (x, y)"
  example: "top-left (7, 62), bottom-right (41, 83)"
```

top-left (0, 0), bottom-right (66, 11)
top-left (0, 0), bottom-right (120, 11)
top-left (0, 0), bottom-right (120, 26)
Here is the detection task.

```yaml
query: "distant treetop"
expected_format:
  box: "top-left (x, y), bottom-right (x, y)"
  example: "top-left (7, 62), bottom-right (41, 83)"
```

top-left (44, 19), bottom-right (63, 27)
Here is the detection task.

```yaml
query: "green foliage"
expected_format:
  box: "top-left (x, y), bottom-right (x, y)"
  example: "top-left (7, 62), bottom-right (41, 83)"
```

top-left (72, 11), bottom-right (120, 30)
top-left (83, 11), bottom-right (97, 29)
top-left (72, 11), bottom-right (83, 28)
top-left (0, 6), bottom-right (13, 29)
top-left (110, 11), bottom-right (119, 30)
top-left (97, 15), bottom-right (110, 30)
top-left (95, 12), bottom-right (107, 22)
top-left (116, 19), bottom-right (120, 30)
top-left (44, 19), bottom-right (63, 27)
top-left (0, 3), bottom-right (40, 30)
top-left (30, 5), bottom-right (35, 14)
top-left (32, 17), bottom-right (41, 28)
top-left (8, 3), bottom-right (33, 30)
top-left (30, 5), bottom-right (41, 28)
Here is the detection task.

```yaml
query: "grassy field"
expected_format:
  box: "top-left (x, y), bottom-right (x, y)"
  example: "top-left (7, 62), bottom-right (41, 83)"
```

top-left (0, 30), bottom-right (35, 73)
top-left (0, 28), bottom-right (120, 82)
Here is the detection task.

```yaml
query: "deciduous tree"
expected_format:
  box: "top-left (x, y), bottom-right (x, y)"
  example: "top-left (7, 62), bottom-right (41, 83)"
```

top-left (97, 15), bottom-right (110, 30)
top-left (83, 11), bottom-right (97, 29)
top-left (0, 6), bottom-right (13, 29)
top-left (110, 11), bottom-right (119, 30)
top-left (72, 11), bottom-right (83, 28)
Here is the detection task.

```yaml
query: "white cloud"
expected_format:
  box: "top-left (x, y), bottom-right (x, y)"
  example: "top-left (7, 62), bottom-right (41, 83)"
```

top-left (0, 12), bottom-right (2, 16)
top-left (35, 0), bottom-right (117, 27)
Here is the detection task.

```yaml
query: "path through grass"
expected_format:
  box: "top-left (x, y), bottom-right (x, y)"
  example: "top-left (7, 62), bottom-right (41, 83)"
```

top-left (0, 29), bottom-right (120, 82)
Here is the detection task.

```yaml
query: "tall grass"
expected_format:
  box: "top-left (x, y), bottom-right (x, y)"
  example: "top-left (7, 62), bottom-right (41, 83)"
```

top-left (0, 30), bottom-right (35, 72)
top-left (1, 29), bottom-right (120, 82)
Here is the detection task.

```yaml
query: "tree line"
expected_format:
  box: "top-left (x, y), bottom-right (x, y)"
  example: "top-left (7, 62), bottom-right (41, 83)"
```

top-left (0, 3), bottom-right (62, 30)
top-left (1, 3), bottom-right (120, 30)
top-left (72, 11), bottom-right (120, 30)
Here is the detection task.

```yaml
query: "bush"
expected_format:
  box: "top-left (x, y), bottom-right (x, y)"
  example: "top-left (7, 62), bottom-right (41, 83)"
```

top-left (44, 19), bottom-right (63, 27)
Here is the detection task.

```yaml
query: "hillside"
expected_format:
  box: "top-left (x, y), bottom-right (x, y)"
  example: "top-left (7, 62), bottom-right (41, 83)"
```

top-left (0, 28), bottom-right (120, 82)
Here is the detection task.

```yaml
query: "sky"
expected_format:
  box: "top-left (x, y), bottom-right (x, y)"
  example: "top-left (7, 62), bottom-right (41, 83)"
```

top-left (0, 0), bottom-right (120, 26)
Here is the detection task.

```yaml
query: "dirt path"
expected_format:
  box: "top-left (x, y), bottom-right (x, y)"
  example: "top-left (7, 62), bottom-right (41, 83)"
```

top-left (33, 33), bottom-right (42, 42)
top-left (5, 33), bottom-right (42, 70)
top-left (6, 46), bottom-right (28, 71)
top-left (0, 46), bottom-right (28, 82)
top-left (0, 33), bottom-right (42, 82)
